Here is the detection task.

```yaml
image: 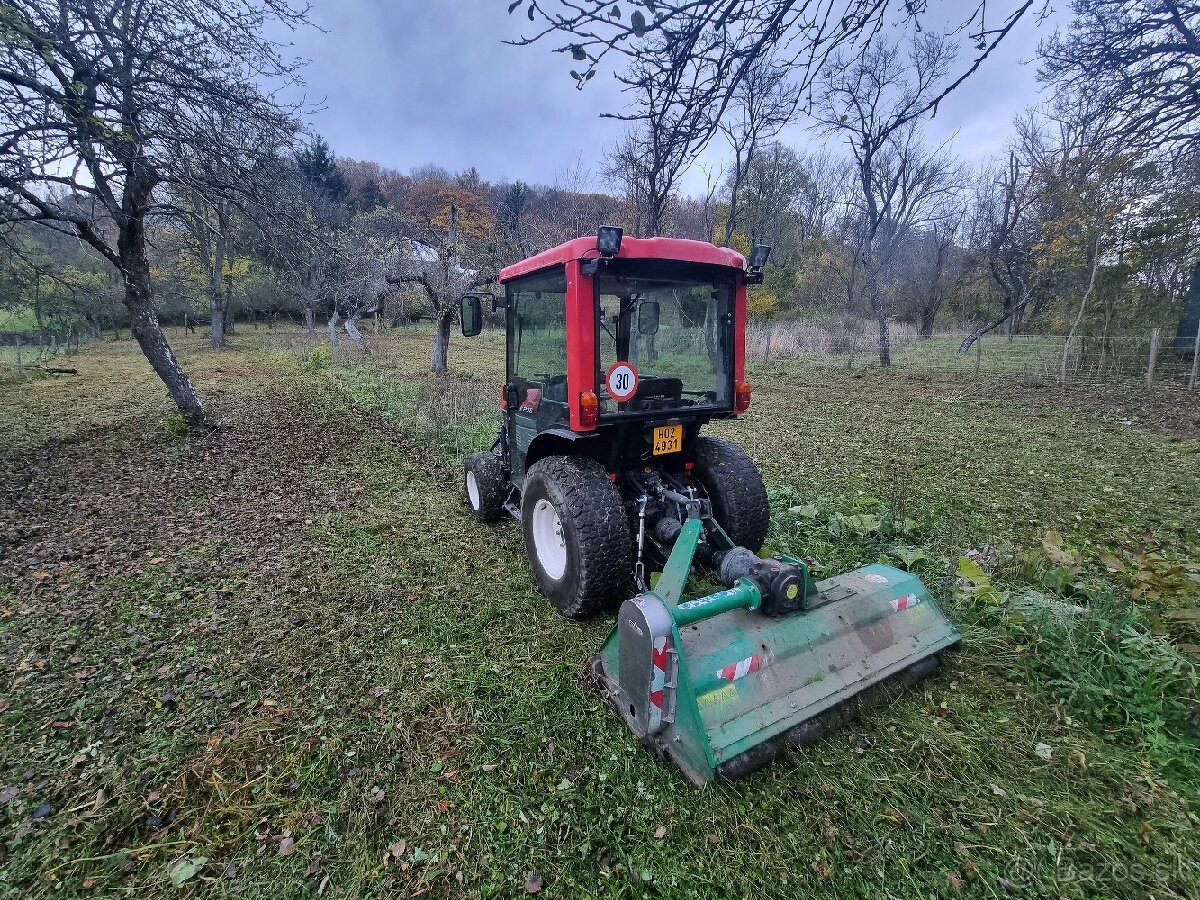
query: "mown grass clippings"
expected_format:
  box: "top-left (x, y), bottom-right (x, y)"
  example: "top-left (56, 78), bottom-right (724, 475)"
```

top-left (1, 325), bottom-right (1197, 898)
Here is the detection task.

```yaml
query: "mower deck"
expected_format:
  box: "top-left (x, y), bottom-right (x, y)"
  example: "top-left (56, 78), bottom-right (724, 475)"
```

top-left (591, 554), bottom-right (960, 786)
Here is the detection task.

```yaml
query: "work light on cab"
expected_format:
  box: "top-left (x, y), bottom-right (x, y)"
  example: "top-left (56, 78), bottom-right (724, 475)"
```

top-left (597, 224), bottom-right (623, 257)
top-left (748, 244), bottom-right (771, 270)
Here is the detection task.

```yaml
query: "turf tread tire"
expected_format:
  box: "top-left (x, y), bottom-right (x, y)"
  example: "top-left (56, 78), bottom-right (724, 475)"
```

top-left (464, 452), bottom-right (506, 523)
top-left (691, 435), bottom-right (769, 552)
top-left (522, 456), bottom-right (632, 619)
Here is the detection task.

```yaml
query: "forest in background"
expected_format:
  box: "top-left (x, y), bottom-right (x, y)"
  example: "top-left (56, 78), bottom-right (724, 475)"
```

top-left (3, 1), bottom-right (1200, 419)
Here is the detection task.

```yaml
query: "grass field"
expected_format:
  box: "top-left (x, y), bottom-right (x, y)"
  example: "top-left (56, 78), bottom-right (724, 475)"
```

top-left (2, 326), bottom-right (1199, 898)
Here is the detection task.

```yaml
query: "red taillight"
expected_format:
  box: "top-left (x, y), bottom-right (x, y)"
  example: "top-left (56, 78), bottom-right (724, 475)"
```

top-left (579, 390), bottom-right (599, 429)
top-left (499, 384), bottom-right (508, 410)
top-left (734, 380), bottom-right (751, 414)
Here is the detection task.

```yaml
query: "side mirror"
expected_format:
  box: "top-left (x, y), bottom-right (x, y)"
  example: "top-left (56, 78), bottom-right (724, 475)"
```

top-left (637, 300), bottom-right (660, 336)
top-left (460, 293), bottom-right (483, 337)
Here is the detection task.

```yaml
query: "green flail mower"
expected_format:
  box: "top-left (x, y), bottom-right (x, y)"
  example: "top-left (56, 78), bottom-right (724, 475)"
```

top-left (459, 228), bottom-right (960, 786)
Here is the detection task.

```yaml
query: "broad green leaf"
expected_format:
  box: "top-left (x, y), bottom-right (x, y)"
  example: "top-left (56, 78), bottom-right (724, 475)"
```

top-left (843, 513), bottom-right (881, 536)
top-left (893, 546), bottom-right (928, 570)
top-left (957, 557), bottom-right (987, 581)
top-left (169, 857), bottom-right (207, 888)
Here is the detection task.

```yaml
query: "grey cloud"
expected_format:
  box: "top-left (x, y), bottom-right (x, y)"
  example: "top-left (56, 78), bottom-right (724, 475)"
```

top-left (289, 1), bottom-right (1065, 193)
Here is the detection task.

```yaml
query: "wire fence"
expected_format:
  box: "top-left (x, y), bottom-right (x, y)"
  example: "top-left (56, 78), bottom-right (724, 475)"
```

top-left (0, 327), bottom-right (91, 376)
top-left (747, 321), bottom-right (1200, 389)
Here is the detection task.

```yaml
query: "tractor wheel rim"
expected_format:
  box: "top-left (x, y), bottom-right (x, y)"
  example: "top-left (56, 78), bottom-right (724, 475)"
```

top-left (466, 471), bottom-right (480, 509)
top-left (532, 498), bottom-right (567, 580)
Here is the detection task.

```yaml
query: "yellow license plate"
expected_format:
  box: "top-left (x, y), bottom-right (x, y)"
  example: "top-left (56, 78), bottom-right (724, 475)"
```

top-left (652, 424), bottom-right (683, 455)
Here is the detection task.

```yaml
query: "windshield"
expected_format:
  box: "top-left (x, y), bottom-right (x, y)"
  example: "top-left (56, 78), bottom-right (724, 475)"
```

top-left (595, 260), bottom-right (734, 415)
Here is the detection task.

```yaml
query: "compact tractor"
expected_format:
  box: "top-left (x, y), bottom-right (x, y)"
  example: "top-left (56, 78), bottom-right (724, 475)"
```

top-left (459, 227), bottom-right (959, 785)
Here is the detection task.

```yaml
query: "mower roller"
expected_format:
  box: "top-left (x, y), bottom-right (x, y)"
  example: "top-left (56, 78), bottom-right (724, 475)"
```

top-left (459, 227), bottom-right (959, 785)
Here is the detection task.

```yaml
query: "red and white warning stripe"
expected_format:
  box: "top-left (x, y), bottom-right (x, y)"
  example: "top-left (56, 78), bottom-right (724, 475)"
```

top-left (892, 593), bottom-right (922, 611)
top-left (716, 653), bottom-right (765, 682)
top-left (648, 636), bottom-right (669, 732)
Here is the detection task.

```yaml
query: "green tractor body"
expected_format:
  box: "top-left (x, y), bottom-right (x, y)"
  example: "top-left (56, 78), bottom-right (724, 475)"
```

top-left (460, 230), bottom-right (959, 785)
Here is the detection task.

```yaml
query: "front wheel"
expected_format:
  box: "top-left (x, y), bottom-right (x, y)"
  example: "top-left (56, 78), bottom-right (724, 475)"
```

top-left (521, 456), bottom-right (632, 618)
top-left (464, 452), bottom-right (506, 522)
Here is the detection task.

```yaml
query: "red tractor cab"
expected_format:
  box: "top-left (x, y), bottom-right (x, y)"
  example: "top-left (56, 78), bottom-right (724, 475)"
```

top-left (460, 228), bottom-right (770, 616)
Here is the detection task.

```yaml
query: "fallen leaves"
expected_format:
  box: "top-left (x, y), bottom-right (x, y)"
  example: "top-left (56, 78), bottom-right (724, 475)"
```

top-left (524, 873), bottom-right (543, 893)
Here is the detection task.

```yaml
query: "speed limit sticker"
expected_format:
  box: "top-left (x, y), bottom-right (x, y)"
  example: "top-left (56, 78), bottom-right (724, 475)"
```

top-left (605, 361), bottom-right (639, 401)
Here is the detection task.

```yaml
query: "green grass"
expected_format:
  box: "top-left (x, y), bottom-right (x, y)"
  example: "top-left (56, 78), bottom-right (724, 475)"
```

top-left (1, 326), bottom-right (1198, 898)
top-left (0, 305), bottom-right (41, 333)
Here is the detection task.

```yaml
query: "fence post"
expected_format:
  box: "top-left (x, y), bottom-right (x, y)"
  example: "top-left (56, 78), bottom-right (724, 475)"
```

top-left (974, 338), bottom-right (982, 379)
top-left (1190, 324), bottom-right (1200, 390)
top-left (1146, 327), bottom-right (1160, 389)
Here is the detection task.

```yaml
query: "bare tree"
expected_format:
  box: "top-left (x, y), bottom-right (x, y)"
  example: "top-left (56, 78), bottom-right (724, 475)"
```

top-left (1040, 0), bottom-right (1200, 157)
top-left (0, 0), bottom-right (309, 423)
top-left (511, 1), bottom-right (1043, 180)
top-left (530, 157), bottom-right (623, 250)
top-left (894, 210), bottom-right (966, 338)
top-left (959, 148), bottom-right (1047, 349)
top-left (602, 53), bottom-right (713, 239)
top-left (718, 57), bottom-right (800, 246)
top-left (814, 35), bottom-right (964, 366)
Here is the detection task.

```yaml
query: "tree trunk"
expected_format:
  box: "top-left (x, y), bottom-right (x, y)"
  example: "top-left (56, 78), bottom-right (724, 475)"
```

top-left (344, 315), bottom-right (364, 347)
top-left (119, 212), bottom-right (206, 424)
top-left (646, 332), bottom-right (659, 363)
top-left (303, 306), bottom-right (315, 333)
top-left (917, 307), bottom-right (935, 338)
top-left (209, 289), bottom-right (224, 349)
top-left (959, 291), bottom-right (1029, 353)
top-left (431, 311), bottom-right (452, 373)
top-left (1060, 244), bottom-right (1101, 384)
top-left (327, 309), bottom-right (340, 346)
top-left (875, 302), bottom-right (892, 367)
top-left (866, 266), bottom-right (891, 367)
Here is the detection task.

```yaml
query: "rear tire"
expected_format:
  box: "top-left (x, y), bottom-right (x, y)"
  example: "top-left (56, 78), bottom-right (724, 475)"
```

top-left (464, 452), bottom-right (505, 522)
top-left (690, 435), bottom-right (769, 552)
top-left (521, 456), bottom-right (632, 618)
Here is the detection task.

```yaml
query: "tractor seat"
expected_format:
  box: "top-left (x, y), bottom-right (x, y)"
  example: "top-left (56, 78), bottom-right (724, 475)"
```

top-left (638, 376), bottom-right (682, 398)
top-left (627, 376), bottom-right (682, 410)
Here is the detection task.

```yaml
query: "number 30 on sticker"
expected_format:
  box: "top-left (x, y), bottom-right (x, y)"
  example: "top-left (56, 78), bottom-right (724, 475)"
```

top-left (606, 361), bottom-right (638, 401)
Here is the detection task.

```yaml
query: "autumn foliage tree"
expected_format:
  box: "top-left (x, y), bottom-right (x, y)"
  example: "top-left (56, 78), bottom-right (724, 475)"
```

top-left (393, 174), bottom-right (500, 372)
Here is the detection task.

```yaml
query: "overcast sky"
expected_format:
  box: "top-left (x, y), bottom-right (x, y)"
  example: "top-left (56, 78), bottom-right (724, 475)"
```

top-left (282, 1), bottom-right (1069, 195)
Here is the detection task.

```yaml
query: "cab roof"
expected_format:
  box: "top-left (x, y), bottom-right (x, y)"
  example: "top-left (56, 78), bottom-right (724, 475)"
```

top-left (498, 236), bottom-right (747, 283)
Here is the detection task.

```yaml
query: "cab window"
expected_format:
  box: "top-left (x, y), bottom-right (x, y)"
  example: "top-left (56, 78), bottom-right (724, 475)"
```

top-left (507, 267), bottom-right (568, 404)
